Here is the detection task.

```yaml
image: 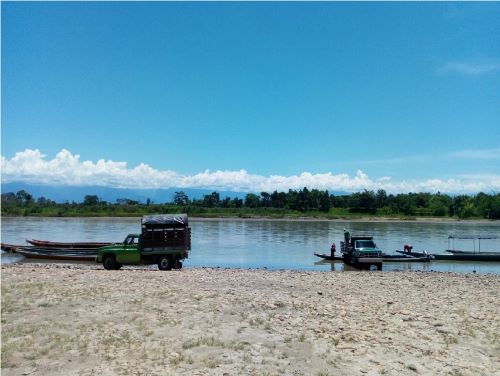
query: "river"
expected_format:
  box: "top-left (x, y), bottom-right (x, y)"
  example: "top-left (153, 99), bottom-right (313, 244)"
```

top-left (1, 217), bottom-right (500, 274)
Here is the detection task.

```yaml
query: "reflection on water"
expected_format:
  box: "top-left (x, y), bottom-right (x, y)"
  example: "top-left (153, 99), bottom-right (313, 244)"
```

top-left (1, 251), bottom-right (24, 264)
top-left (1, 217), bottom-right (499, 274)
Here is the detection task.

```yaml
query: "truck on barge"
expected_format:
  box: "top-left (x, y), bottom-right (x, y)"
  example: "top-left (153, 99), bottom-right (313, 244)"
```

top-left (341, 230), bottom-right (383, 270)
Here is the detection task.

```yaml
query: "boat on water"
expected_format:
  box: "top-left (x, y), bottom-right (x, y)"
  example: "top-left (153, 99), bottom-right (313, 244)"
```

top-left (395, 235), bottom-right (500, 262)
top-left (380, 254), bottom-right (431, 262)
top-left (446, 235), bottom-right (500, 255)
top-left (26, 239), bottom-right (113, 249)
top-left (446, 249), bottom-right (500, 255)
top-left (397, 250), bottom-right (500, 262)
top-left (314, 252), bottom-right (430, 263)
top-left (313, 252), bottom-right (344, 261)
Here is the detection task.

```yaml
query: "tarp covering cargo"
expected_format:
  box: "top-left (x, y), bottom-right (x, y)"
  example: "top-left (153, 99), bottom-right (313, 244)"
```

top-left (141, 214), bottom-right (188, 227)
top-left (141, 214), bottom-right (191, 251)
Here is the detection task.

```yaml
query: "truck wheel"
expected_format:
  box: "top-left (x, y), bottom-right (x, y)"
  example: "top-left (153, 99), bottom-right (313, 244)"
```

top-left (158, 256), bottom-right (173, 271)
top-left (103, 255), bottom-right (117, 270)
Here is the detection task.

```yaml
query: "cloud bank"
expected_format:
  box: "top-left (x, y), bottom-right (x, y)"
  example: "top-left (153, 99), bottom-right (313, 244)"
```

top-left (438, 61), bottom-right (500, 76)
top-left (2, 149), bottom-right (500, 194)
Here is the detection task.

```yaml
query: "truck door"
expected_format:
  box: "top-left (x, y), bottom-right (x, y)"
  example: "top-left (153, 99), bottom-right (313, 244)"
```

top-left (116, 235), bottom-right (141, 264)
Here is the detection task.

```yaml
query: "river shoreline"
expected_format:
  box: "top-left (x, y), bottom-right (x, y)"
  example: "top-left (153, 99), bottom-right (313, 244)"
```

top-left (2, 214), bottom-right (500, 224)
top-left (2, 263), bottom-right (499, 375)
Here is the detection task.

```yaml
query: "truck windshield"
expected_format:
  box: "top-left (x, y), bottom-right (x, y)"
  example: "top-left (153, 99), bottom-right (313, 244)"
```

top-left (356, 240), bottom-right (375, 248)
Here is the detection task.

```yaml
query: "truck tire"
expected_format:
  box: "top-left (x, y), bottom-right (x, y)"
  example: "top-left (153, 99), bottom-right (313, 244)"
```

top-left (158, 256), bottom-right (173, 271)
top-left (103, 255), bottom-right (117, 270)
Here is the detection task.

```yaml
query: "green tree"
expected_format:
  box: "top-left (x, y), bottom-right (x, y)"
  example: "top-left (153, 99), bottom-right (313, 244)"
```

top-left (489, 194), bottom-right (500, 219)
top-left (1, 192), bottom-right (18, 205)
top-left (16, 190), bottom-right (34, 205)
top-left (260, 192), bottom-right (271, 207)
top-left (244, 193), bottom-right (260, 208)
top-left (350, 190), bottom-right (377, 214)
top-left (428, 195), bottom-right (448, 216)
top-left (230, 197), bottom-right (244, 208)
top-left (173, 191), bottom-right (190, 205)
top-left (203, 192), bottom-right (220, 208)
top-left (83, 195), bottom-right (100, 206)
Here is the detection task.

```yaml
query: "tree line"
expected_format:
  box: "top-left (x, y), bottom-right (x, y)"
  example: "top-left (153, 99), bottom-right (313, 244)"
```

top-left (2, 189), bottom-right (500, 219)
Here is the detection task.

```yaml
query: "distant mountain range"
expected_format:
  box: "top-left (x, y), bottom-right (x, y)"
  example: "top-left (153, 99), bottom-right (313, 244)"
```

top-left (2, 182), bottom-right (350, 204)
top-left (1, 182), bottom-right (247, 204)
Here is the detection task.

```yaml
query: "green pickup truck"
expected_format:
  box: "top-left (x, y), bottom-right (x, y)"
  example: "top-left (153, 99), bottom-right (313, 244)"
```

top-left (97, 214), bottom-right (191, 271)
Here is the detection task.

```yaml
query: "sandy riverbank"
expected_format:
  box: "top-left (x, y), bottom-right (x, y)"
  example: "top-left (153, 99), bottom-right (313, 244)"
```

top-left (2, 264), bottom-right (499, 376)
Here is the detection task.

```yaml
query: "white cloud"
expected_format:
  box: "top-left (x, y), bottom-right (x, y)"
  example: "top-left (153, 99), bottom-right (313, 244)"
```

top-left (2, 148), bottom-right (500, 194)
top-left (438, 62), bottom-right (500, 76)
top-left (352, 148), bottom-right (500, 167)
top-left (448, 148), bottom-right (500, 160)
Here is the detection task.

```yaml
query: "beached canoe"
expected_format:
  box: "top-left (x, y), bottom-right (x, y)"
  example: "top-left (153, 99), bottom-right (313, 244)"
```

top-left (26, 239), bottom-right (113, 249)
top-left (2, 244), bottom-right (98, 258)
top-left (11, 248), bottom-right (96, 262)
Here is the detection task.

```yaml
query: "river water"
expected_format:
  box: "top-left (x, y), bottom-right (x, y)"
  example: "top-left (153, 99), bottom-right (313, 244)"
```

top-left (1, 217), bottom-right (500, 274)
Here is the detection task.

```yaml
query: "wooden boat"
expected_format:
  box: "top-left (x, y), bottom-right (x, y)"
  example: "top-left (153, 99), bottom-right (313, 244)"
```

top-left (380, 253), bottom-right (431, 263)
top-left (27, 247), bottom-right (98, 256)
top-left (1, 243), bottom-right (21, 253)
top-left (2, 243), bottom-right (97, 256)
top-left (314, 252), bottom-right (344, 261)
top-left (396, 250), bottom-right (500, 262)
top-left (10, 247), bottom-right (96, 262)
top-left (26, 239), bottom-right (113, 249)
top-left (434, 253), bottom-right (500, 262)
top-left (445, 249), bottom-right (500, 255)
top-left (314, 252), bottom-right (430, 263)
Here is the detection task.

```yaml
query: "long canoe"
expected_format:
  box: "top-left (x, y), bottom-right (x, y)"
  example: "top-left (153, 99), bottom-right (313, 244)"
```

top-left (314, 252), bottom-right (430, 263)
top-left (380, 253), bottom-right (431, 263)
top-left (1, 243), bottom-right (21, 252)
top-left (2, 243), bottom-right (98, 257)
top-left (445, 249), bottom-right (500, 255)
top-left (313, 252), bottom-right (344, 261)
top-left (11, 248), bottom-right (96, 262)
top-left (397, 250), bottom-right (500, 262)
top-left (27, 239), bottom-right (113, 249)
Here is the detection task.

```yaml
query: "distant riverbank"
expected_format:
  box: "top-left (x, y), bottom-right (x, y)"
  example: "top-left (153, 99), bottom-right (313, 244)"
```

top-left (2, 212), bottom-right (499, 224)
top-left (190, 215), bottom-right (500, 224)
top-left (3, 189), bottom-right (500, 220)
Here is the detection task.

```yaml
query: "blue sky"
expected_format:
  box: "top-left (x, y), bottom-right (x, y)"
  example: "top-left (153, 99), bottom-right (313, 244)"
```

top-left (2, 2), bottom-right (500, 193)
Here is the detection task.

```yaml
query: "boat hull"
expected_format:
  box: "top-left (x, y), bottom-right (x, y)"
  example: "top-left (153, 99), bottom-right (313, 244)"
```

top-left (27, 239), bottom-right (112, 249)
top-left (12, 248), bottom-right (96, 262)
top-left (314, 253), bottom-right (344, 261)
top-left (314, 252), bottom-right (430, 263)
top-left (397, 250), bottom-right (500, 262)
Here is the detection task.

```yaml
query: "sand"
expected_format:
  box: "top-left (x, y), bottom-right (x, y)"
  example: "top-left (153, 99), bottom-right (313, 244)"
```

top-left (1, 264), bottom-right (499, 376)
